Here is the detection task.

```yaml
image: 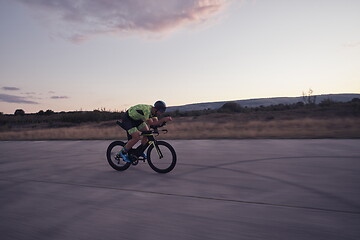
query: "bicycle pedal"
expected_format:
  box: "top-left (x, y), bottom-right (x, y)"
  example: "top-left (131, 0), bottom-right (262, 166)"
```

top-left (131, 159), bottom-right (139, 166)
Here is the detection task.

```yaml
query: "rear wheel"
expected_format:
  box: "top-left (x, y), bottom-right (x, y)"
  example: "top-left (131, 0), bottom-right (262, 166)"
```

top-left (147, 141), bottom-right (176, 173)
top-left (106, 141), bottom-right (131, 171)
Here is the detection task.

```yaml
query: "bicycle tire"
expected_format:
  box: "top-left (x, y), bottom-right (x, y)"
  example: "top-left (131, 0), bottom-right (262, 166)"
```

top-left (147, 141), bottom-right (177, 173)
top-left (106, 141), bottom-right (131, 171)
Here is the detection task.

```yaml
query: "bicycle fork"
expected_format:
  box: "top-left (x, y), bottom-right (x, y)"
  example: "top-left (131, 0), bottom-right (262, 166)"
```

top-left (149, 140), bottom-right (163, 159)
top-left (143, 134), bottom-right (164, 159)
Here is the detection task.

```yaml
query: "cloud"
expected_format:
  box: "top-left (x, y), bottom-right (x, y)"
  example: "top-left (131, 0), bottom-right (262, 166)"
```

top-left (51, 96), bottom-right (69, 99)
top-left (0, 86), bottom-right (69, 104)
top-left (0, 94), bottom-right (39, 104)
top-left (343, 41), bottom-right (360, 48)
top-left (16, 0), bottom-right (230, 42)
top-left (2, 87), bottom-right (20, 91)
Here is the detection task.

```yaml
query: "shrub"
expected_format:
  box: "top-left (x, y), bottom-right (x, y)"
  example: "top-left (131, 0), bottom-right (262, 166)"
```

top-left (319, 98), bottom-right (337, 107)
top-left (14, 109), bottom-right (25, 116)
top-left (218, 102), bottom-right (243, 113)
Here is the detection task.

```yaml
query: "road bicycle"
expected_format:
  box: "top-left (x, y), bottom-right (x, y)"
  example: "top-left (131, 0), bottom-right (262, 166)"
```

top-left (106, 121), bottom-right (177, 173)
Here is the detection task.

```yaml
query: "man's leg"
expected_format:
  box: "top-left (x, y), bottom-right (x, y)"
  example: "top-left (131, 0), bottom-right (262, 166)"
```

top-left (139, 124), bottom-right (150, 145)
top-left (118, 128), bottom-right (141, 162)
top-left (124, 130), bottom-right (141, 152)
top-left (134, 124), bottom-right (150, 157)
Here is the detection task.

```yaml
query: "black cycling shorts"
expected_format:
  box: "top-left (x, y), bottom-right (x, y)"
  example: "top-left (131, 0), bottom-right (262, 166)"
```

top-left (119, 111), bottom-right (145, 139)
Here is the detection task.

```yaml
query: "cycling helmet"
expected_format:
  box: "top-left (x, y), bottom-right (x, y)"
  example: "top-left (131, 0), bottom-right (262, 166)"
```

top-left (154, 100), bottom-right (166, 112)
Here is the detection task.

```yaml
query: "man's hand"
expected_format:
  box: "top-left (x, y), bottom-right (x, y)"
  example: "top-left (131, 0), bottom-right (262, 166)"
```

top-left (159, 116), bottom-right (172, 126)
top-left (146, 116), bottom-right (172, 127)
top-left (163, 116), bottom-right (173, 122)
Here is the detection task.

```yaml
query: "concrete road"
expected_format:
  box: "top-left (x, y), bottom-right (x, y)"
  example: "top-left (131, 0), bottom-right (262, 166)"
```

top-left (0, 140), bottom-right (360, 240)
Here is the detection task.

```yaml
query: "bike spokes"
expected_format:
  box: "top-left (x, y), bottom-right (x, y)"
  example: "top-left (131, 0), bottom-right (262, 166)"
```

top-left (106, 141), bottom-right (131, 171)
top-left (147, 141), bottom-right (176, 173)
top-left (154, 144), bottom-right (164, 159)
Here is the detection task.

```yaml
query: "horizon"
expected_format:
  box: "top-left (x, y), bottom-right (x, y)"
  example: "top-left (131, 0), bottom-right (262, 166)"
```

top-left (2, 92), bottom-right (359, 115)
top-left (1, 1), bottom-right (359, 114)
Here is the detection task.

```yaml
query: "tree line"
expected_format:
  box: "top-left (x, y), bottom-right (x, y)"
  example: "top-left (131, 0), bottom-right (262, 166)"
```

top-left (167, 98), bottom-right (360, 117)
top-left (1, 98), bottom-right (359, 127)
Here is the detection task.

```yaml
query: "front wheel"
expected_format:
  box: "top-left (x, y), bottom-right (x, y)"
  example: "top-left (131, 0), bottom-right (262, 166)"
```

top-left (147, 141), bottom-right (177, 173)
top-left (106, 141), bottom-right (131, 171)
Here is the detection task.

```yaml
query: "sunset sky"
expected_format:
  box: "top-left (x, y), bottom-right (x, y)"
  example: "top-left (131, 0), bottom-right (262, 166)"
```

top-left (1, 0), bottom-right (359, 114)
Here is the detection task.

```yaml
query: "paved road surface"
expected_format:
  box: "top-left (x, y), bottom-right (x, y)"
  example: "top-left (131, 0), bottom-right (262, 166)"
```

top-left (1, 140), bottom-right (360, 240)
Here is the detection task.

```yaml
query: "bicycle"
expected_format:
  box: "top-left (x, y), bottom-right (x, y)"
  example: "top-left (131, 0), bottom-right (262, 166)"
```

top-left (106, 121), bottom-right (177, 173)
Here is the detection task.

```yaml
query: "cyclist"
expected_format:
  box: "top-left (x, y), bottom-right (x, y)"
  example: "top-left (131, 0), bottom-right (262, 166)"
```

top-left (118, 100), bottom-right (172, 162)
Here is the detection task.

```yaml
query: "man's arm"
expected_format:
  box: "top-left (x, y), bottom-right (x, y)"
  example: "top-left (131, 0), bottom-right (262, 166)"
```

top-left (145, 117), bottom-right (172, 127)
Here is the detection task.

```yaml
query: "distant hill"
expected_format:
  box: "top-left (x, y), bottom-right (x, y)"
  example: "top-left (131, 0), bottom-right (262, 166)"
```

top-left (167, 94), bottom-right (360, 112)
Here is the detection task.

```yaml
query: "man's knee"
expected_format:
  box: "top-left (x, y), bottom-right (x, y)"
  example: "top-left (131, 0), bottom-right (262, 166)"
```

top-left (131, 131), bottom-right (141, 141)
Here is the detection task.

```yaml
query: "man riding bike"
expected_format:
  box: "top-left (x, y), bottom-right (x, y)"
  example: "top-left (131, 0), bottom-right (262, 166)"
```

top-left (118, 100), bottom-right (172, 163)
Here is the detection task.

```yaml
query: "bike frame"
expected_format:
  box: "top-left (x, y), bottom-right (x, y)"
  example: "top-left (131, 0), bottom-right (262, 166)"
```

top-left (108, 122), bottom-right (176, 173)
top-left (141, 130), bottom-right (164, 159)
top-left (116, 120), bottom-right (167, 159)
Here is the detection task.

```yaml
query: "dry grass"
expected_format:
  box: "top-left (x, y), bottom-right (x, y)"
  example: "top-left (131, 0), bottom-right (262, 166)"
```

top-left (162, 117), bottom-right (360, 139)
top-left (0, 117), bottom-right (359, 140)
top-left (0, 125), bottom-right (124, 141)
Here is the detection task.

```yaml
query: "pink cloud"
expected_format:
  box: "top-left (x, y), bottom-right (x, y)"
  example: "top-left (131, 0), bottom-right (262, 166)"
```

top-left (16, 0), bottom-right (231, 42)
top-left (2, 86), bottom-right (20, 91)
top-left (343, 41), bottom-right (360, 48)
top-left (0, 93), bottom-right (39, 104)
top-left (51, 96), bottom-right (69, 99)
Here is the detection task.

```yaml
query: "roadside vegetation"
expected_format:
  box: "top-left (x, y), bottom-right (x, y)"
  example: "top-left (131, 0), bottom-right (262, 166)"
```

top-left (1, 98), bottom-right (359, 140)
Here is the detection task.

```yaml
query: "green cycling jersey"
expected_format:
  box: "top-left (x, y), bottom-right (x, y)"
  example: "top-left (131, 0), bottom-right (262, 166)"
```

top-left (128, 104), bottom-right (155, 121)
